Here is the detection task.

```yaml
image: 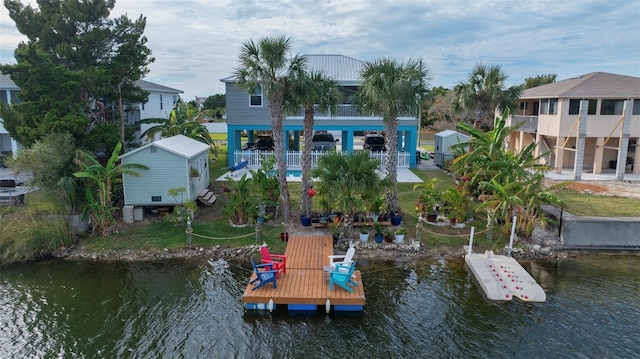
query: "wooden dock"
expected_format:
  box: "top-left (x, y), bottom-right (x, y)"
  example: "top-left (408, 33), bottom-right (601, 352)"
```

top-left (242, 235), bottom-right (366, 312)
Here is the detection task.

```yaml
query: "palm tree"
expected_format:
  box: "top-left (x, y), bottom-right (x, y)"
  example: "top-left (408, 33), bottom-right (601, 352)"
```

top-left (233, 36), bottom-right (306, 223)
top-left (286, 70), bottom-right (341, 216)
top-left (74, 142), bottom-right (148, 236)
top-left (358, 57), bottom-right (429, 213)
top-left (451, 63), bottom-right (521, 129)
top-left (140, 101), bottom-right (214, 147)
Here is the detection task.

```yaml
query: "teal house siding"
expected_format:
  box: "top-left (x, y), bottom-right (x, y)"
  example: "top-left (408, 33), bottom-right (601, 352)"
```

top-left (120, 135), bottom-right (210, 206)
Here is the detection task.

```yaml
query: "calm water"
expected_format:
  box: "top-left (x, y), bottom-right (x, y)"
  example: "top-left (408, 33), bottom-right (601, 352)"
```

top-left (1, 255), bottom-right (639, 358)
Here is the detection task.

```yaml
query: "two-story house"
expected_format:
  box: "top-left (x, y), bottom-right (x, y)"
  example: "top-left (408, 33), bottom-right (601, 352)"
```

top-left (221, 54), bottom-right (420, 169)
top-left (507, 72), bottom-right (640, 180)
top-left (0, 74), bottom-right (183, 156)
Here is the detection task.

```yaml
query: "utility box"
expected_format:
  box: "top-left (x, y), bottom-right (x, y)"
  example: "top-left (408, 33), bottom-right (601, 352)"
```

top-left (133, 207), bottom-right (144, 222)
top-left (123, 205), bottom-right (134, 224)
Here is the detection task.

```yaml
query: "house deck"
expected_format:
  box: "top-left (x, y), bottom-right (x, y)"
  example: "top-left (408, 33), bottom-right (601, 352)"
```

top-left (242, 235), bottom-right (366, 312)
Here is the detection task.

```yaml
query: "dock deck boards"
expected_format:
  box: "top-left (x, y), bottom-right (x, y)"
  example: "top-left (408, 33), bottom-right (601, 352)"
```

top-left (242, 235), bottom-right (366, 309)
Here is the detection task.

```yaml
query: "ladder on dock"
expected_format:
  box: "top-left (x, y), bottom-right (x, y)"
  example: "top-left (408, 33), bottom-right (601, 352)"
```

top-left (197, 189), bottom-right (217, 206)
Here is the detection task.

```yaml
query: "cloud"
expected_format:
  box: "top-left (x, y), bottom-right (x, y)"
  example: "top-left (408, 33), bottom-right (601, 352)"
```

top-left (1, 0), bottom-right (638, 100)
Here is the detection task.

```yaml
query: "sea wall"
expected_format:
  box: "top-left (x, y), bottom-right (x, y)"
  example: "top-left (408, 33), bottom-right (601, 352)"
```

top-left (561, 215), bottom-right (640, 249)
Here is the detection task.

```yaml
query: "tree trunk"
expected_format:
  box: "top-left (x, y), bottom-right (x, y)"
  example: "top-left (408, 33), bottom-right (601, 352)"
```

top-left (269, 92), bottom-right (292, 224)
top-left (118, 92), bottom-right (126, 145)
top-left (301, 106), bottom-right (314, 216)
top-left (384, 115), bottom-right (399, 212)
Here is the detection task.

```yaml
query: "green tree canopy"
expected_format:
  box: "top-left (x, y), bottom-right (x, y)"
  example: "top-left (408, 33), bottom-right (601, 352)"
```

top-left (0, 0), bottom-right (154, 151)
top-left (451, 63), bottom-right (521, 129)
top-left (524, 74), bottom-right (557, 89)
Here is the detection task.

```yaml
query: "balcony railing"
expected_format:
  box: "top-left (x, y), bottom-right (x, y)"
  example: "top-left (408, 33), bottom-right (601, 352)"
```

top-left (291, 104), bottom-right (415, 118)
top-left (233, 150), bottom-right (411, 169)
top-left (511, 115), bottom-right (538, 133)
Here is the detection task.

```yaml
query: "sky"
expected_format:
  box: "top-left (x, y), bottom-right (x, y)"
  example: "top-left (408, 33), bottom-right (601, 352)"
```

top-left (1, 0), bottom-right (639, 101)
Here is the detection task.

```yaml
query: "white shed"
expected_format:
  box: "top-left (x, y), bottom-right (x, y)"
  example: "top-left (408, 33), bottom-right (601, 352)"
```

top-left (120, 135), bottom-right (210, 206)
top-left (434, 130), bottom-right (469, 167)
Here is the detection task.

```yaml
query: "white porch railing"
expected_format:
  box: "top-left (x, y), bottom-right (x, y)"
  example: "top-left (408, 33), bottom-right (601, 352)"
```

top-left (511, 115), bottom-right (538, 133)
top-left (233, 150), bottom-right (411, 169)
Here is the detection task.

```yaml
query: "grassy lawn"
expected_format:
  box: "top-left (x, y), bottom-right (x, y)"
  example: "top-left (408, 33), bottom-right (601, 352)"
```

top-left (555, 189), bottom-right (640, 217)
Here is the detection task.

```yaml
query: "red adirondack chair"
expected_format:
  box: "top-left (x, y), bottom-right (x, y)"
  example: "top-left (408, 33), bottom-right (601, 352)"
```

top-left (260, 245), bottom-right (286, 279)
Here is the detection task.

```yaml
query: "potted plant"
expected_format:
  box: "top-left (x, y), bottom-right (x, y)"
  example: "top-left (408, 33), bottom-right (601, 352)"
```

top-left (394, 226), bottom-right (407, 244)
top-left (189, 167), bottom-right (200, 178)
top-left (373, 221), bottom-right (385, 243)
top-left (359, 226), bottom-right (369, 242)
top-left (384, 228), bottom-right (394, 243)
top-left (414, 179), bottom-right (441, 222)
top-left (389, 209), bottom-right (403, 226)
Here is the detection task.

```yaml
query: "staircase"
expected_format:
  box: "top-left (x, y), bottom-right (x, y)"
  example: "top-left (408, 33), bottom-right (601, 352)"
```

top-left (197, 189), bottom-right (217, 206)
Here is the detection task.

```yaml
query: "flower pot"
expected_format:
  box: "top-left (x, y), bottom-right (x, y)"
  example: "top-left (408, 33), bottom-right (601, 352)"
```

top-left (374, 233), bottom-right (384, 244)
top-left (394, 234), bottom-right (405, 244)
top-left (359, 232), bottom-right (369, 242)
top-left (384, 234), bottom-right (394, 243)
top-left (301, 215), bottom-right (312, 227)
top-left (426, 212), bottom-right (437, 222)
top-left (391, 214), bottom-right (402, 226)
top-left (280, 232), bottom-right (289, 242)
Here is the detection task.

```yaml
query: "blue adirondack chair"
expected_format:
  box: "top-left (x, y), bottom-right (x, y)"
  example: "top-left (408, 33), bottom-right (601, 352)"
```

top-left (249, 258), bottom-right (278, 290)
top-left (329, 260), bottom-right (358, 293)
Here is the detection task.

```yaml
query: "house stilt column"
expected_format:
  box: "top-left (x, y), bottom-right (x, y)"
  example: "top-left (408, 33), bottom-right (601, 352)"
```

top-left (593, 137), bottom-right (605, 174)
top-left (616, 100), bottom-right (632, 180)
top-left (573, 100), bottom-right (588, 180)
top-left (555, 136), bottom-right (565, 174)
top-left (633, 137), bottom-right (640, 174)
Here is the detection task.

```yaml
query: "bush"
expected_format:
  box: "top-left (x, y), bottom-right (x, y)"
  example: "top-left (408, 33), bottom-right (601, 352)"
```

top-left (0, 206), bottom-right (74, 266)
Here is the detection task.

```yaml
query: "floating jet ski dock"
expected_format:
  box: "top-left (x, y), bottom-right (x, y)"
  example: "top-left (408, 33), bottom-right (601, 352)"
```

top-left (464, 223), bottom-right (546, 302)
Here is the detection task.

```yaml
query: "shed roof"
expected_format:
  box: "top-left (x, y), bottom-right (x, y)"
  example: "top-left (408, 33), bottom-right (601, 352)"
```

top-left (436, 129), bottom-right (468, 138)
top-left (1, 74), bottom-right (181, 93)
top-left (521, 72), bottom-right (640, 99)
top-left (121, 134), bottom-right (210, 160)
top-left (0, 74), bottom-right (19, 89)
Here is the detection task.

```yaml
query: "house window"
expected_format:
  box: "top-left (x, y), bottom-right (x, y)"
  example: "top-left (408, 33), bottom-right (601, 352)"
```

top-left (151, 196), bottom-right (162, 202)
top-left (568, 99), bottom-right (597, 115)
top-left (540, 99), bottom-right (548, 115)
top-left (160, 94), bottom-right (163, 110)
top-left (633, 100), bottom-right (640, 115)
top-left (600, 99), bottom-right (625, 115)
top-left (173, 95), bottom-right (178, 106)
top-left (548, 98), bottom-right (557, 115)
top-left (250, 86), bottom-right (262, 107)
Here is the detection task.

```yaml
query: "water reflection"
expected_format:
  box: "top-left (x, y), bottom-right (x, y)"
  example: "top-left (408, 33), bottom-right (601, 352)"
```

top-left (1, 255), bottom-right (639, 358)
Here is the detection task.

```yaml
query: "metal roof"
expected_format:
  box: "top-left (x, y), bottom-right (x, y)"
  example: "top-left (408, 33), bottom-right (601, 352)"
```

top-left (521, 72), bottom-right (640, 99)
top-left (121, 134), bottom-right (210, 160)
top-left (221, 54), bottom-right (365, 85)
top-left (135, 79), bottom-right (183, 94)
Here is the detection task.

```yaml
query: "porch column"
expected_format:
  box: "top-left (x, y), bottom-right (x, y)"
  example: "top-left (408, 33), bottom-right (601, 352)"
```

top-left (534, 133), bottom-right (542, 163)
top-left (593, 137), bottom-right (605, 174)
top-left (616, 100), bottom-right (632, 180)
top-left (228, 128), bottom-right (243, 167)
top-left (518, 131), bottom-right (526, 152)
top-left (633, 137), bottom-right (640, 174)
top-left (342, 130), bottom-right (353, 154)
top-left (292, 130), bottom-right (300, 151)
top-left (573, 100), bottom-right (588, 180)
top-left (555, 136), bottom-right (565, 174)
top-left (404, 130), bottom-right (416, 168)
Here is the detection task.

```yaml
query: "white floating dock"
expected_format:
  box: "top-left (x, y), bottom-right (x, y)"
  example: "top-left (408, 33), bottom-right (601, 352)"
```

top-left (465, 250), bottom-right (546, 302)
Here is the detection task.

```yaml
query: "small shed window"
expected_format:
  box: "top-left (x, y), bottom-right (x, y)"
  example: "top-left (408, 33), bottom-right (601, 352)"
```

top-left (151, 196), bottom-right (162, 202)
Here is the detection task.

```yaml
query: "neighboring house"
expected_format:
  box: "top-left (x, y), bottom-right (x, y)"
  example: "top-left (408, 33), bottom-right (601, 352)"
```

top-left (507, 72), bottom-right (640, 179)
top-left (0, 74), bottom-right (183, 156)
top-left (0, 74), bottom-right (22, 157)
top-left (120, 134), bottom-right (210, 207)
top-left (221, 54), bottom-right (420, 168)
top-left (433, 130), bottom-right (468, 167)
